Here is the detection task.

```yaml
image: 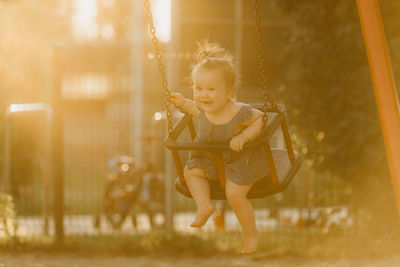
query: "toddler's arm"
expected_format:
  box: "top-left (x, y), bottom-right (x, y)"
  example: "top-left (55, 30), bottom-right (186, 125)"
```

top-left (170, 92), bottom-right (200, 118)
top-left (230, 108), bottom-right (264, 151)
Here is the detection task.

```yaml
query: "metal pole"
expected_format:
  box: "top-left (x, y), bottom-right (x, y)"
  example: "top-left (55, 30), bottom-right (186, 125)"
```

top-left (3, 113), bottom-right (11, 195)
top-left (356, 0), bottom-right (400, 216)
top-left (164, 129), bottom-right (174, 230)
top-left (131, 0), bottom-right (143, 162)
top-left (234, 0), bottom-right (243, 76)
top-left (43, 107), bottom-right (53, 236)
top-left (164, 0), bottom-right (178, 231)
top-left (52, 45), bottom-right (64, 244)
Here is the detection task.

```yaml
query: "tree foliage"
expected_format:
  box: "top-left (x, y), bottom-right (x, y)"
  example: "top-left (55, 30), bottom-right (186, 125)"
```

top-left (272, 0), bottom-right (400, 225)
top-left (276, 0), bottom-right (389, 181)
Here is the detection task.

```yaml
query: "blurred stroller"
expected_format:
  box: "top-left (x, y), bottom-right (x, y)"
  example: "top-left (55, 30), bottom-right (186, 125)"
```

top-left (101, 155), bottom-right (165, 230)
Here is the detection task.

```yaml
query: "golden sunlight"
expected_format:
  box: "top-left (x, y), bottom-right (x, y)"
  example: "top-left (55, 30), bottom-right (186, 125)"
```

top-left (61, 73), bottom-right (109, 99)
top-left (71, 0), bottom-right (99, 41)
top-left (2, 1), bottom-right (400, 265)
top-left (152, 0), bottom-right (171, 43)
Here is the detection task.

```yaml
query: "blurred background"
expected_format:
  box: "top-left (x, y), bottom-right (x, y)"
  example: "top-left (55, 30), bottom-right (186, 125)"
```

top-left (0, 0), bottom-right (399, 251)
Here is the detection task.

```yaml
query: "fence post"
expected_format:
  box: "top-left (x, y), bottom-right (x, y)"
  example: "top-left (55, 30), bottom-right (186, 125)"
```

top-left (164, 0), bottom-right (180, 231)
top-left (52, 45), bottom-right (64, 244)
top-left (131, 0), bottom-right (143, 166)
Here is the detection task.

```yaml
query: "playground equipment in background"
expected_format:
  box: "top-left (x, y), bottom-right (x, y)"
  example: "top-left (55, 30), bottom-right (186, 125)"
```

top-left (145, 0), bottom-right (302, 200)
top-left (214, 201), bottom-right (226, 231)
top-left (101, 155), bottom-right (165, 230)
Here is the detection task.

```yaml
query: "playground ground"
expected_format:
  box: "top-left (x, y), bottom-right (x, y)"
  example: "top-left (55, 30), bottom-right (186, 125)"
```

top-left (2, 210), bottom-right (399, 266)
top-left (1, 253), bottom-right (400, 267)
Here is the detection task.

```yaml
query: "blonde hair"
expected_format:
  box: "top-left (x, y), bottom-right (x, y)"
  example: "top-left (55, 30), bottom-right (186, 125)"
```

top-left (192, 41), bottom-right (237, 91)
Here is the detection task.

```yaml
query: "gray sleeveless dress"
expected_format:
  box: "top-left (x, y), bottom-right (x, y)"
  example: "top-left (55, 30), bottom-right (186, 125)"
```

top-left (186, 104), bottom-right (270, 185)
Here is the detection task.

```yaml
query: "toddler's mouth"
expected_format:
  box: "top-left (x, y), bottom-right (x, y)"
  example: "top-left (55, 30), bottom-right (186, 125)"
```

top-left (201, 100), bottom-right (212, 105)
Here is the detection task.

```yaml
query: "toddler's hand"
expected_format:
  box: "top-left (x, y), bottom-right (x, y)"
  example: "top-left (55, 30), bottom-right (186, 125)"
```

top-left (230, 134), bottom-right (250, 152)
top-left (170, 92), bottom-right (186, 107)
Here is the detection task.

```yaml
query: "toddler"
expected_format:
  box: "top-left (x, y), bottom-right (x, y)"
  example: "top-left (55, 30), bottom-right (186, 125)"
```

top-left (170, 41), bottom-right (269, 254)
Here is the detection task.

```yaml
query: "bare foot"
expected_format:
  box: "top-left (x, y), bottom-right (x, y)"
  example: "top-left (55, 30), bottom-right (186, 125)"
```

top-left (241, 232), bottom-right (259, 255)
top-left (190, 202), bottom-right (215, 228)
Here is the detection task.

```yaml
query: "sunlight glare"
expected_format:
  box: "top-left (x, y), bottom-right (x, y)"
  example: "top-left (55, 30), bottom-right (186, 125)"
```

top-left (62, 74), bottom-right (109, 99)
top-left (101, 24), bottom-right (115, 40)
top-left (8, 103), bottom-right (51, 114)
top-left (72, 0), bottom-right (99, 41)
top-left (152, 0), bottom-right (171, 43)
top-left (101, 0), bottom-right (114, 8)
top-left (154, 112), bottom-right (162, 121)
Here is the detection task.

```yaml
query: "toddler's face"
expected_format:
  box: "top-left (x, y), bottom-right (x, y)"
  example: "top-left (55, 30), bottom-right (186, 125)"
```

top-left (193, 67), bottom-right (232, 114)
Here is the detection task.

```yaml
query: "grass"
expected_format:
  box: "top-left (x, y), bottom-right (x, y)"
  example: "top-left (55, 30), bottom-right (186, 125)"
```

top-left (1, 227), bottom-right (400, 259)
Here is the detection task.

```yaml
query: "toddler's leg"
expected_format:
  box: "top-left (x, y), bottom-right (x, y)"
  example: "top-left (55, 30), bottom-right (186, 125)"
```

top-left (225, 180), bottom-right (258, 254)
top-left (183, 167), bottom-right (215, 227)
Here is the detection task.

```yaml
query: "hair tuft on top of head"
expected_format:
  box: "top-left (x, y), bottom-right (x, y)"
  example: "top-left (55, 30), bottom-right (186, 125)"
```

top-left (195, 40), bottom-right (233, 65)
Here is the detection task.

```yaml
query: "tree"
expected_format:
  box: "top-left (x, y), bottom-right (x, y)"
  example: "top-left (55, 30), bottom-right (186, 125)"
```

top-left (275, 0), bottom-right (399, 226)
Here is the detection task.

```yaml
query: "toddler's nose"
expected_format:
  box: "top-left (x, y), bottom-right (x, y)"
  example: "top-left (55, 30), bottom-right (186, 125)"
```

top-left (201, 91), bottom-right (210, 97)
top-left (197, 91), bottom-right (207, 98)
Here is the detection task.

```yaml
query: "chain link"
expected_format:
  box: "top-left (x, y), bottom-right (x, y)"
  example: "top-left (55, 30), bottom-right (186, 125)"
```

top-left (144, 0), bottom-right (173, 133)
top-left (252, 0), bottom-right (280, 132)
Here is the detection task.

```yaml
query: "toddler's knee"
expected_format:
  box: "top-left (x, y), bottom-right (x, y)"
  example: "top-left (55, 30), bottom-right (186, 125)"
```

top-left (226, 189), bottom-right (243, 204)
top-left (183, 166), bottom-right (207, 181)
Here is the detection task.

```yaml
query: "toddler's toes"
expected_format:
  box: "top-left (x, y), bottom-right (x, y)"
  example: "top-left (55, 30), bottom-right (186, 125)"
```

top-left (190, 202), bottom-right (215, 228)
top-left (241, 232), bottom-right (259, 255)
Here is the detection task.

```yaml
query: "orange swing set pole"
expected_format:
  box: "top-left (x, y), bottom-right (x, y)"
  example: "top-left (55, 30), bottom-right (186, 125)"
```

top-left (356, 0), bottom-right (400, 217)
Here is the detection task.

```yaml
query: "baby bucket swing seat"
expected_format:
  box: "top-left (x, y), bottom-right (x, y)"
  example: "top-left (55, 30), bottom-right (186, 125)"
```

top-left (145, 0), bottom-right (302, 200)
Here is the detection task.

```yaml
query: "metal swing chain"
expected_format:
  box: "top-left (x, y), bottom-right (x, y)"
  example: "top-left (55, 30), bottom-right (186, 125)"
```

top-left (252, 0), bottom-right (280, 131)
top-left (144, 0), bottom-right (173, 133)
